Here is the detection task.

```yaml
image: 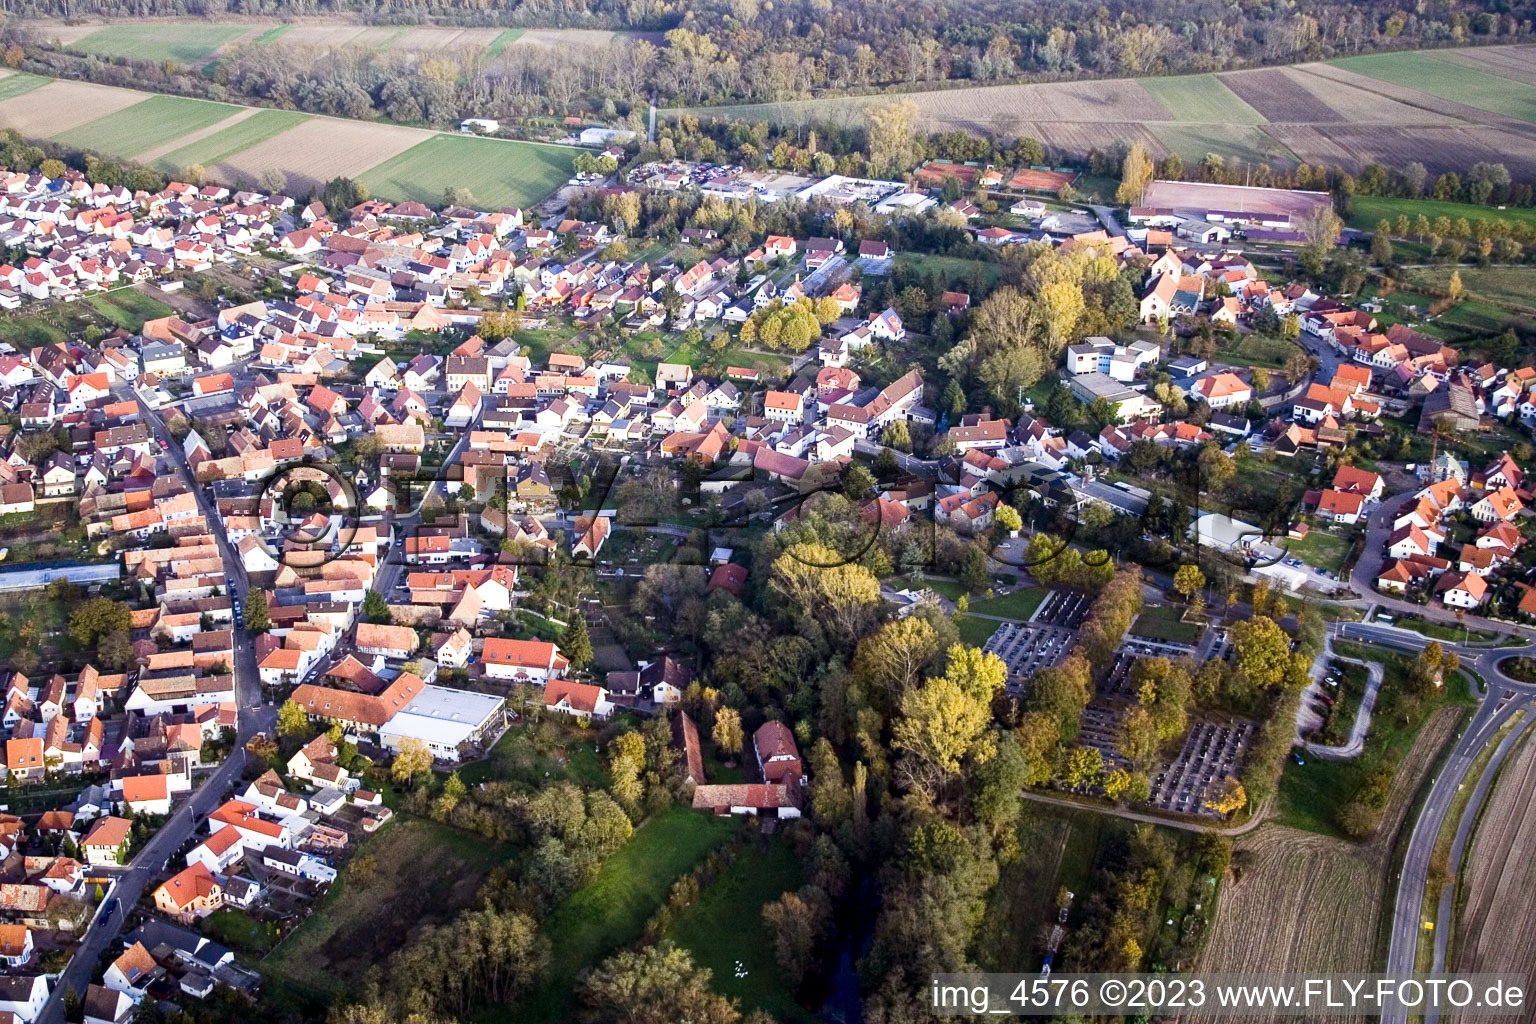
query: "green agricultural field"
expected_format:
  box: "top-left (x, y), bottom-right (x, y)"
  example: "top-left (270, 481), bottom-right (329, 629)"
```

top-left (68, 23), bottom-right (249, 64)
top-left (0, 73), bottom-right (49, 102)
top-left (152, 109), bottom-right (311, 173)
top-left (54, 95), bottom-right (240, 161)
top-left (665, 839), bottom-right (810, 1021)
top-left (1347, 195), bottom-right (1536, 233)
top-left (1333, 51), bottom-right (1536, 122)
top-left (252, 24), bottom-right (294, 45)
top-left (359, 133), bottom-right (579, 209)
top-left (487, 28), bottom-right (527, 57)
top-left (1139, 74), bottom-right (1265, 125)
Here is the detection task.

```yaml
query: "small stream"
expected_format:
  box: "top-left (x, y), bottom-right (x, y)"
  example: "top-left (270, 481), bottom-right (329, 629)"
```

top-left (820, 879), bottom-right (874, 1024)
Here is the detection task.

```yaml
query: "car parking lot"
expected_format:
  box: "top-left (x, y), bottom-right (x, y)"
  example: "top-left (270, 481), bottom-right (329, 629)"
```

top-left (1148, 718), bottom-right (1255, 817)
top-left (1032, 589), bottom-right (1092, 629)
top-left (983, 621), bottom-right (1077, 690)
top-left (1077, 700), bottom-right (1133, 772)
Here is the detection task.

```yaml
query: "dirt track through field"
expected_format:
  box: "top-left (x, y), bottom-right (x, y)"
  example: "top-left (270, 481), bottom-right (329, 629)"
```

top-left (213, 115), bottom-right (431, 196)
top-left (133, 106), bottom-right (261, 164)
top-left (0, 79), bottom-right (146, 137)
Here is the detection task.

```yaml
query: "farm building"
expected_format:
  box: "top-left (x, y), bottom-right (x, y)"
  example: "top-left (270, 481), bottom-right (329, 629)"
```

top-left (1130, 180), bottom-right (1331, 231)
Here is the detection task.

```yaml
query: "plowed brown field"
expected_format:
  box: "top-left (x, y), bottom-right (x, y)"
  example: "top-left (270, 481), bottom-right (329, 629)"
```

top-left (1450, 731), bottom-right (1536, 1002)
top-left (1185, 709), bottom-right (1461, 1023)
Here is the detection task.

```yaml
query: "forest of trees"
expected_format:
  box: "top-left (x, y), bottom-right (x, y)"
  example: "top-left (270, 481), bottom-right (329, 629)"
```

top-left (8, 0), bottom-right (1536, 115)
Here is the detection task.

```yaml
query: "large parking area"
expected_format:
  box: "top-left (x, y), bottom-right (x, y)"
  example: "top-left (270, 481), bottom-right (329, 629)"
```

top-left (1032, 588), bottom-right (1092, 628)
top-left (982, 620), bottom-right (1077, 691)
top-left (1077, 701), bottom-right (1133, 772)
top-left (1148, 718), bottom-right (1255, 817)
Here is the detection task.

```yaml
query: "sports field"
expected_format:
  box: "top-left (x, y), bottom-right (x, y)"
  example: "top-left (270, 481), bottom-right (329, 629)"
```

top-left (1138, 73), bottom-right (1264, 125)
top-left (151, 108), bottom-right (311, 173)
top-left (359, 133), bottom-right (580, 208)
top-left (54, 94), bottom-right (240, 160)
top-left (1332, 51), bottom-right (1536, 123)
top-left (68, 22), bottom-right (250, 63)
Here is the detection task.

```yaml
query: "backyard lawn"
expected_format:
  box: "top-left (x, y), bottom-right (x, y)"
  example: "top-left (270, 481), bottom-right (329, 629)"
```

top-left (86, 288), bottom-right (175, 332)
top-left (1283, 527), bottom-right (1354, 575)
top-left (455, 719), bottom-right (609, 789)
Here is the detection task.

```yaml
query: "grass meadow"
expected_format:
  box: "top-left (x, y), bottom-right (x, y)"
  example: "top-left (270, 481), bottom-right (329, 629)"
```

top-left (359, 133), bottom-right (580, 208)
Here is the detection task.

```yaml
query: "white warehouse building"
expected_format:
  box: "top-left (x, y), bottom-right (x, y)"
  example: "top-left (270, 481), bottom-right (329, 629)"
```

top-left (377, 685), bottom-right (508, 762)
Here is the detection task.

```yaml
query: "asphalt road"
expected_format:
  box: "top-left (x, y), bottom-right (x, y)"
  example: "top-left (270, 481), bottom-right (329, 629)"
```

top-left (1425, 706), bottom-right (1536, 1024)
top-left (35, 397), bottom-right (276, 1023)
top-left (1381, 689), bottom-right (1536, 1023)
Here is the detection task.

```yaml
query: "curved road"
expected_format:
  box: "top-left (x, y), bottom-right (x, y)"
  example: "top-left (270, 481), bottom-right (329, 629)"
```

top-left (1425, 706), bottom-right (1536, 1024)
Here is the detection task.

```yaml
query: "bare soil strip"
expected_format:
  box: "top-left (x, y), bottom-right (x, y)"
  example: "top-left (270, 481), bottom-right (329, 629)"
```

top-left (212, 114), bottom-right (431, 196)
top-left (0, 79), bottom-right (147, 137)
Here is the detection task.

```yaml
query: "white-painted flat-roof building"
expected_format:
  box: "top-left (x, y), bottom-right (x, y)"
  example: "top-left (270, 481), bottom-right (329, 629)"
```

top-left (377, 685), bottom-right (507, 762)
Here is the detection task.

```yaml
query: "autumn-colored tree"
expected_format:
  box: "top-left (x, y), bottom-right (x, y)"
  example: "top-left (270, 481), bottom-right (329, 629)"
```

top-left (1115, 141), bottom-right (1155, 205)
top-left (1062, 745), bottom-right (1103, 789)
top-left (1204, 775), bottom-right (1247, 815)
top-left (770, 543), bottom-right (880, 641)
top-left (1230, 615), bottom-right (1292, 690)
top-left (1173, 563), bottom-right (1205, 601)
top-left (866, 100), bottom-right (921, 173)
top-left (391, 736), bottom-right (433, 783)
top-left (277, 699), bottom-right (310, 739)
top-left (993, 504), bottom-right (1023, 533)
top-left (609, 731), bottom-right (647, 811)
top-left (711, 707), bottom-right (744, 757)
top-left (893, 674), bottom-right (993, 778)
top-left (851, 617), bottom-right (941, 710)
top-left (936, 644), bottom-right (1007, 705)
